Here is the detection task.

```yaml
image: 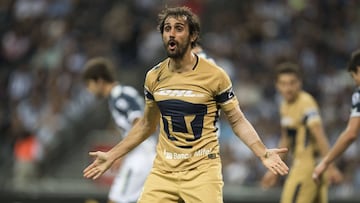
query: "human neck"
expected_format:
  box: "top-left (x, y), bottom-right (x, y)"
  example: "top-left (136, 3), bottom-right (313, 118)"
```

top-left (104, 82), bottom-right (118, 97)
top-left (168, 51), bottom-right (196, 73)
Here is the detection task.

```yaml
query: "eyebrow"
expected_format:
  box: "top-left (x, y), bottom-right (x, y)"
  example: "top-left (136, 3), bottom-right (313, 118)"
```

top-left (164, 22), bottom-right (185, 26)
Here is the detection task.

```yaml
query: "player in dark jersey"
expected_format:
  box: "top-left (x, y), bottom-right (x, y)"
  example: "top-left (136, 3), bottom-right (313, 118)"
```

top-left (83, 7), bottom-right (289, 203)
top-left (313, 49), bottom-right (360, 182)
top-left (82, 57), bottom-right (156, 203)
top-left (261, 62), bottom-right (342, 203)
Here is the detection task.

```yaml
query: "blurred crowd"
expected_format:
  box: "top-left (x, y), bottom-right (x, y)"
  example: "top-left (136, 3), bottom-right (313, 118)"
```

top-left (1, 0), bottom-right (360, 197)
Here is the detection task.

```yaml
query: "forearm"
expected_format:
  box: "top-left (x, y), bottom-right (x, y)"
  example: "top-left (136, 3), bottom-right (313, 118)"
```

top-left (107, 118), bottom-right (155, 162)
top-left (323, 130), bottom-right (356, 165)
top-left (226, 107), bottom-right (266, 159)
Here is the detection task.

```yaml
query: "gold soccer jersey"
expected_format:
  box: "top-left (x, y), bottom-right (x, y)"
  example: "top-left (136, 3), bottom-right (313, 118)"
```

top-left (280, 91), bottom-right (321, 168)
top-left (280, 91), bottom-right (327, 203)
top-left (144, 55), bottom-right (238, 172)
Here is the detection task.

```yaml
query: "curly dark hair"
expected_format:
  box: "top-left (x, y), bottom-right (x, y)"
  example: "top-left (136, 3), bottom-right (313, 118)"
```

top-left (82, 57), bottom-right (116, 83)
top-left (157, 6), bottom-right (200, 48)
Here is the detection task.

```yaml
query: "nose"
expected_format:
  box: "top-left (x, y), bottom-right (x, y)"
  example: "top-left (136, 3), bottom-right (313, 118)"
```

top-left (169, 28), bottom-right (175, 37)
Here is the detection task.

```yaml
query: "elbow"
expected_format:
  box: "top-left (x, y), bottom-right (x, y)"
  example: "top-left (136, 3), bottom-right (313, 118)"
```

top-left (148, 125), bottom-right (158, 135)
top-left (347, 132), bottom-right (358, 143)
top-left (141, 119), bottom-right (157, 136)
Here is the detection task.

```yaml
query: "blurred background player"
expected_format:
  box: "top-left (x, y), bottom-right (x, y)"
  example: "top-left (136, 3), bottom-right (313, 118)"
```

top-left (82, 57), bottom-right (156, 203)
top-left (313, 50), bottom-right (360, 182)
top-left (261, 62), bottom-right (342, 203)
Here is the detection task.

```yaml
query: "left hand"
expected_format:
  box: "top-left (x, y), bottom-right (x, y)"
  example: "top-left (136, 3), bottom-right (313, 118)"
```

top-left (312, 161), bottom-right (328, 184)
top-left (261, 148), bottom-right (289, 176)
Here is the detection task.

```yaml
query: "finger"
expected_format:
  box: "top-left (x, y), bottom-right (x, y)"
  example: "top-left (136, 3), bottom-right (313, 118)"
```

top-left (83, 162), bottom-right (97, 174)
top-left (269, 159), bottom-right (288, 174)
top-left (273, 148), bottom-right (288, 154)
top-left (276, 160), bottom-right (288, 174)
top-left (89, 151), bottom-right (98, 157)
top-left (86, 167), bottom-right (103, 179)
top-left (84, 169), bottom-right (95, 179)
top-left (278, 161), bottom-right (289, 172)
top-left (273, 164), bottom-right (287, 176)
top-left (277, 166), bottom-right (288, 176)
top-left (84, 165), bottom-right (101, 178)
top-left (83, 167), bottom-right (97, 178)
top-left (93, 171), bottom-right (103, 180)
top-left (312, 172), bottom-right (320, 184)
top-left (269, 166), bottom-right (278, 175)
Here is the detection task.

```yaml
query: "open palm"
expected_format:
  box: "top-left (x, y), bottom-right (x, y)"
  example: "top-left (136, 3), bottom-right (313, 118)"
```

top-left (83, 151), bottom-right (114, 180)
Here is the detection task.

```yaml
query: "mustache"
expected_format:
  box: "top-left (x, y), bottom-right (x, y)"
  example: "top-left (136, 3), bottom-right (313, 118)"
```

top-left (167, 39), bottom-right (177, 46)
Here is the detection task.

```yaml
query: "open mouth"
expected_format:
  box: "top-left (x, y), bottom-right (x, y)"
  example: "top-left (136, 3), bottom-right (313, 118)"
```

top-left (168, 40), bottom-right (177, 51)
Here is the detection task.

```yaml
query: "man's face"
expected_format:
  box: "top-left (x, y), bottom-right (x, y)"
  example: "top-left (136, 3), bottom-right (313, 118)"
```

top-left (276, 73), bottom-right (301, 103)
top-left (86, 79), bottom-right (104, 98)
top-left (162, 16), bottom-right (192, 59)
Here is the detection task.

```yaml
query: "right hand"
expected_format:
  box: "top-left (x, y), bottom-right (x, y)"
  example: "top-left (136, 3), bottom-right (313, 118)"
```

top-left (261, 171), bottom-right (279, 189)
top-left (83, 151), bottom-right (114, 180)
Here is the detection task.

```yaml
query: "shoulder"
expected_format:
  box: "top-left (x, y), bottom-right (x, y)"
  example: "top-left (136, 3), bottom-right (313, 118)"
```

top-left (144, 59), bottom-right (169, 92)
top-left (298, 92), bottom-right (321, 121)
top-left (146, 59), bottom-right (168, 78)
top-left (122, 85), bottom-right (140, 98)
top-left (198, 57), bottom-right (227, 77)
top-left (352, 88), bottom-right (360, 105)
top-left (110, 85), bottom-right (139, 103)
top-left (299, 91), bottom-right (318, 106)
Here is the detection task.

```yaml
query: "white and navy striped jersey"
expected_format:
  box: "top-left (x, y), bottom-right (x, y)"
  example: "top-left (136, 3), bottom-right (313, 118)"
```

top-left (350, 87), bottom-right (360, 117)
top-left (107, 84), bottom-right (156, 203)
top-left (108, 84), bottom-right (144, 137)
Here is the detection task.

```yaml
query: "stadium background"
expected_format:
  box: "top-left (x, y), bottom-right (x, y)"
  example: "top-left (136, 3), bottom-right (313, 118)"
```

top-left (1, 0), bottom-right (360, 202)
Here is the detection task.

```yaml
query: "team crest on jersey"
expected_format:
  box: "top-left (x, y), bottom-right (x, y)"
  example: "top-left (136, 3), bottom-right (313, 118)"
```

top-left (155, 89), bottom-right (205, 97)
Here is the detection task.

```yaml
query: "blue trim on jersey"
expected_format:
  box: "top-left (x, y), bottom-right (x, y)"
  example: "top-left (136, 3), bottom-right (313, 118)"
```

top-left (144, 89), bottom-right (154, 100)
top-left (157, 99), bottom-right (207, 116)
top-left (286, 128), bottom-right (297, 153)
top-left (215, 88), bottom-right (235, 103)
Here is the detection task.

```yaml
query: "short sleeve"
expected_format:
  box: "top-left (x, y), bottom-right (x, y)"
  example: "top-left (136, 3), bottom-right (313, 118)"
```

top-left (302, 97), bottom-right (321, 126)
top-left (144, 68), bottom-right (158, 108)
top-left (215, 68), bottom-right (239, 111)
top-left (350, 91), bottom-right (360, 117)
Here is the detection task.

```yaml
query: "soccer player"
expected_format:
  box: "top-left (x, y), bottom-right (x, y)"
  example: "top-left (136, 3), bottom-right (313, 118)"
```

top-left (261, 62), bottom-right (342, 203)
top-left (313, 50), bottom-right (360, 182)
top-left (83, 7), bottom-right (289, 203)
top-left (82, 57), bottom-right (156, 203)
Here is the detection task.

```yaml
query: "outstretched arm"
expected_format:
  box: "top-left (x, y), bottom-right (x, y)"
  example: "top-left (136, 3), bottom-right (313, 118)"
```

top-left (313, 117), bottom-right (360, 180)
top-left (309, 121), bottom-right (343, 184)
top-left (223, 105), bottom-right (289, 176)
top-left (83, 104), bottom-right (160, 179)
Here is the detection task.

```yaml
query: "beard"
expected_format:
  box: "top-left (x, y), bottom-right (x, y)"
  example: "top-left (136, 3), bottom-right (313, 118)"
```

top-left (164, 37), bottom-right (191, 59)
